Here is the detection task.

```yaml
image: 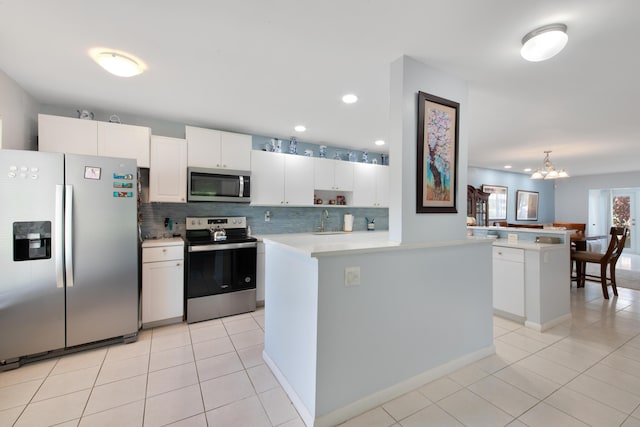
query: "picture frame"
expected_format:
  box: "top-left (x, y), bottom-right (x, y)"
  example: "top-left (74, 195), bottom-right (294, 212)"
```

top-left (516, 190), bottom-right (539, 221)
top-left (482, 184), bottom-right (508, 220)
top-left (416, 91), bottom-right (459, 213)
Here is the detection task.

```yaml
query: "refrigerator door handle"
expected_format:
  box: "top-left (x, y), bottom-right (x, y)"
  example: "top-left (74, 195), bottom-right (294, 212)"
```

top-left (55, 184), bottom-right (65, 288)
top-left (65, 184), bottom-right (74, 288)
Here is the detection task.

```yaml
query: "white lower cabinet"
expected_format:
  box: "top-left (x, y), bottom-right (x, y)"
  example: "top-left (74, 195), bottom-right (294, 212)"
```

top-left (492, 246), bottom-right (525, 317)
top-left (142, 238), bottom-right (184, 328)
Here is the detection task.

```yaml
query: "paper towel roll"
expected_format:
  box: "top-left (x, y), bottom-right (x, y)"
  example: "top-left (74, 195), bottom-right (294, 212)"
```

top-left (343, 213), bottom-right (354, 232)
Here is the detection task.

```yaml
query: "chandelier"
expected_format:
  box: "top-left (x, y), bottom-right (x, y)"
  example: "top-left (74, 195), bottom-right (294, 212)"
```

top-left (530, 151), bottom-right (569, 179)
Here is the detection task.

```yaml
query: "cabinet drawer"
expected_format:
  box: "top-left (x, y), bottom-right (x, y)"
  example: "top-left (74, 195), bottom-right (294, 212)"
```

top-left (143, 246), bottom-right (184, 263)
top-left (492, 246), bottom-right (524, 262)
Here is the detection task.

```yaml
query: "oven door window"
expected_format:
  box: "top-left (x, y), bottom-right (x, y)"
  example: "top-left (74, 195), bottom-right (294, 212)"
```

top-left (190, 173), bottom-right (240, 198)
top-left (187, 246), bottom-right (257, 298)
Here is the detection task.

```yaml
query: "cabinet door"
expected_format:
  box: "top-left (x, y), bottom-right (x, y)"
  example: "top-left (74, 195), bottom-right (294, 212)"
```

top-left (142, 259), bottom-right (184, 324)
top-left (220, 131), bottom-right (252, 170)
top-left (250, 150), bottom-right (285, 205)
top-left (284, 155), bottom-right (314, 205)
top-left (38, 114), bottom-right (98, 155)
top-left (314, 158), bottom-right (335, 190)
top-left (493, 248), bottom-right (525, 316)
top-left (374, 165), bottom-right (389, 207)
top-left (186, 126), bottom-right (222, 168)
top-left (352, 163), bottom-right (376, 207)
top-left (97, 122), bottom-right (150, 167)
top-left (149, 136), bottom-right (187, 203)
top-left (334, 161), bottom-right (354, 191)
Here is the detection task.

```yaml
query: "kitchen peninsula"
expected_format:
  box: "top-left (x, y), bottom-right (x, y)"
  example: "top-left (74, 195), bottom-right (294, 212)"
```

top-left (469, 226), bottom-right (572, 330)
top-left (261, 231), bottom-right (494, 427)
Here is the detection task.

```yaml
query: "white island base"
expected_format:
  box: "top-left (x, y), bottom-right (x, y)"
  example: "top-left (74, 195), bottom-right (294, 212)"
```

top-left (492, 240), bottom-right (572, 331)
top-left (262, 232), bottom-right (494, 427)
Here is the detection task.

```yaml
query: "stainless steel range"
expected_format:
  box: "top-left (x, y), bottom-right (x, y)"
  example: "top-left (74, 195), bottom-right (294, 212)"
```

top-left (185, 216), bottom-right (257, 323)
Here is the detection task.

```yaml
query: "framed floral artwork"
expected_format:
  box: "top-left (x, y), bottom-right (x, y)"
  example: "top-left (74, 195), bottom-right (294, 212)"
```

top-left (416, 91), bottom-right (459, 213)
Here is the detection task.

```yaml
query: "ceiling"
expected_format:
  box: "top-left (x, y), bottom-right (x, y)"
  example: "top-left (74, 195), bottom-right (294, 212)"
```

top-left (1, 0), bottom-right (638, 177)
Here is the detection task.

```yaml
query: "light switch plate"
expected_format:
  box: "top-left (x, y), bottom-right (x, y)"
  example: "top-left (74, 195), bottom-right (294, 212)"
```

top-left (345, 266), bottom-right (361, 287)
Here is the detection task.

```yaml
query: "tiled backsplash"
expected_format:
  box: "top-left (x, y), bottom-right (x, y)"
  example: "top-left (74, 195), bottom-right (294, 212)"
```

top-left (140, 202), bottom-right (388, 239)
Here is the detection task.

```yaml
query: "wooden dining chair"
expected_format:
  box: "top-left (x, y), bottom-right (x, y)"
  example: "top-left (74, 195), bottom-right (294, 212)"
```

top-left (572, 226), bottom-right (629, 299)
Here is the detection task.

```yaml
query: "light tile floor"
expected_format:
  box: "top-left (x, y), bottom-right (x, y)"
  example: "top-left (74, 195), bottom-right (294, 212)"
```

top-left (3, 279), bottom-right (640, 426)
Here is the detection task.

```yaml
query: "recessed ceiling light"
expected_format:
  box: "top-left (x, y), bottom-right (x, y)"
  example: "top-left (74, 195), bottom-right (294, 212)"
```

top-left (374, 140), bottom-right (385, 146)
top-left (89, 48), bottom-right (145, 77)
top-left (520, 23), bottom-right (568, 62)
top-left (294, 125), bottom-right (306, 132)
top-left (523, 168), bottom-right (532, 172)
top-left (504, 165), bottom-right (512, 169)
top-left (342, 94), bottom-right (358, 104)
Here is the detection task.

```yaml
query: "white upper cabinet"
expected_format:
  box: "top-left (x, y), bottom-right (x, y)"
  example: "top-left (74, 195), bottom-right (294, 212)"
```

top-left (353, 163), bottom-right (389, 207)
top-left (186, 126), bottom-right (251, 171)
top-left (284, 155), bottom-right (315, 205)
top-left (375, 164), bottom-right (389, 207)
top-left (38, 114), bottom-right (150, 167)
top-left (149, 136), bottom-right (187, 203)
top-left (97, 121), bottom-right (150, 167)
top-left (250, 151), bottom-right (314, 206)
top-left (314, 158), bottom-right (354, 191)
top-left (38, 114), bottom-right (98, 156)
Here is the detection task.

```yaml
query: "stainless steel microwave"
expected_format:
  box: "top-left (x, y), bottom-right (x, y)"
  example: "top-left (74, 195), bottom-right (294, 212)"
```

top-left (187, 167), bottom-right (251, 203)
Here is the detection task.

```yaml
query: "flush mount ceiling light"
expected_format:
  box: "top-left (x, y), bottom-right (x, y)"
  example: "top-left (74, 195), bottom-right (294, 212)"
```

top-left (530, 150), bottom-right (569, 179)
top-left (90, 48), bottom-right (145, 77)
top-left (520, 23), bottom-right (568, 62)
top-left (342, 94), bottom-right (358, 104)
top-left (294, 125), bottom-right (306, 132)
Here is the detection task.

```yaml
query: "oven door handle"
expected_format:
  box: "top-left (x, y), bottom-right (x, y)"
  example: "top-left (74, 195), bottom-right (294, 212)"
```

top-left (188, 241), bottom-right (257, 252)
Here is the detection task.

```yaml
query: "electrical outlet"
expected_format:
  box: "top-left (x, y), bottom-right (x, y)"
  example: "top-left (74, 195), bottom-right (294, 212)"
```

top-left (265, 210), bottom-right (271, 222)
top-left (344, 266), bottom-right (360, 287)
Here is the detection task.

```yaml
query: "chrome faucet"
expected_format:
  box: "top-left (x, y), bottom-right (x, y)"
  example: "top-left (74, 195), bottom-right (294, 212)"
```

top-left (320, 209), bottom-right (329, 232)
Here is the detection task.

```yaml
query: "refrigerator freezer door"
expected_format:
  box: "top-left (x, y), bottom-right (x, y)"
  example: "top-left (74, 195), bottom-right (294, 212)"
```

top-left (64, 154), bottom-right (139, 347)
top-left (0, 150), bottom-right (66, 361)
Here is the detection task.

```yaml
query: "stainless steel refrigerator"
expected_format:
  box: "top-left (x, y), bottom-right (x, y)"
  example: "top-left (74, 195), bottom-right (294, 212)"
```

top-left (0, 149), bottom-right (139, 367)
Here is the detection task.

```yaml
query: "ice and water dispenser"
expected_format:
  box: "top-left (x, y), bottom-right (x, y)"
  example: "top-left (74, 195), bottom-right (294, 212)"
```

top-left (13, 221), bottom-right (52, 261)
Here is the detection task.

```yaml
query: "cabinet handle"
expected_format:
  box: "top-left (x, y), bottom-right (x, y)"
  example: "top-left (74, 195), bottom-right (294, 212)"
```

top-left (162, 249), bottom-right (167, 252)
top-left (176, 263), bottom-right (181, 266)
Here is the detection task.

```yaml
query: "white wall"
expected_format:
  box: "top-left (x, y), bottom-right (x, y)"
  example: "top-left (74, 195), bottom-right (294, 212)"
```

top-left (0, 69), bottom-right (39, 150)
top-left (389, 56), bottom-right (468, 243)
top-left (555, 171), bottom-right (640, 223)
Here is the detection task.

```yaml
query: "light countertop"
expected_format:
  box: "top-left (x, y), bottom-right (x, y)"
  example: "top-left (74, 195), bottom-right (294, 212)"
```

top-left (492, 239), bottom-right (568, 251)
top-left (259, 231), bottom-right (491, 257)
top-left (141, 237), bottom-right (184, 248)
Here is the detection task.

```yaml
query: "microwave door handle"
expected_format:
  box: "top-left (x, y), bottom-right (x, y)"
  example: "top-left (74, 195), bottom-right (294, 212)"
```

top-left (55, 185), bottom-right (64, 288)
top-left (65, 184), bottom-right (74, 288)
top-left (239, 176), bottom-right (244, 197)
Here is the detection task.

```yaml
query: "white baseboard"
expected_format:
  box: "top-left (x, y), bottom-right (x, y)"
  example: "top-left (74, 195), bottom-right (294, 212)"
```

top-left (263, 350), bottom-right (314, 427)
top-left (525, 313), bottom-right (572, 331)
top-left (264, 345), bottom-right (495, 427)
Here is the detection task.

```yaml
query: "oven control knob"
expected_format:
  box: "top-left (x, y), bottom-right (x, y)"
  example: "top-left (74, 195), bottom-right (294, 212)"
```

top-left (244, 277), bottom-right (251, 283)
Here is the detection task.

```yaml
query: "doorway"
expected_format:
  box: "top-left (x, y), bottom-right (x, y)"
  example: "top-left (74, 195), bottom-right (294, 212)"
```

top-left (588, 188), bottom-right (639, 254)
